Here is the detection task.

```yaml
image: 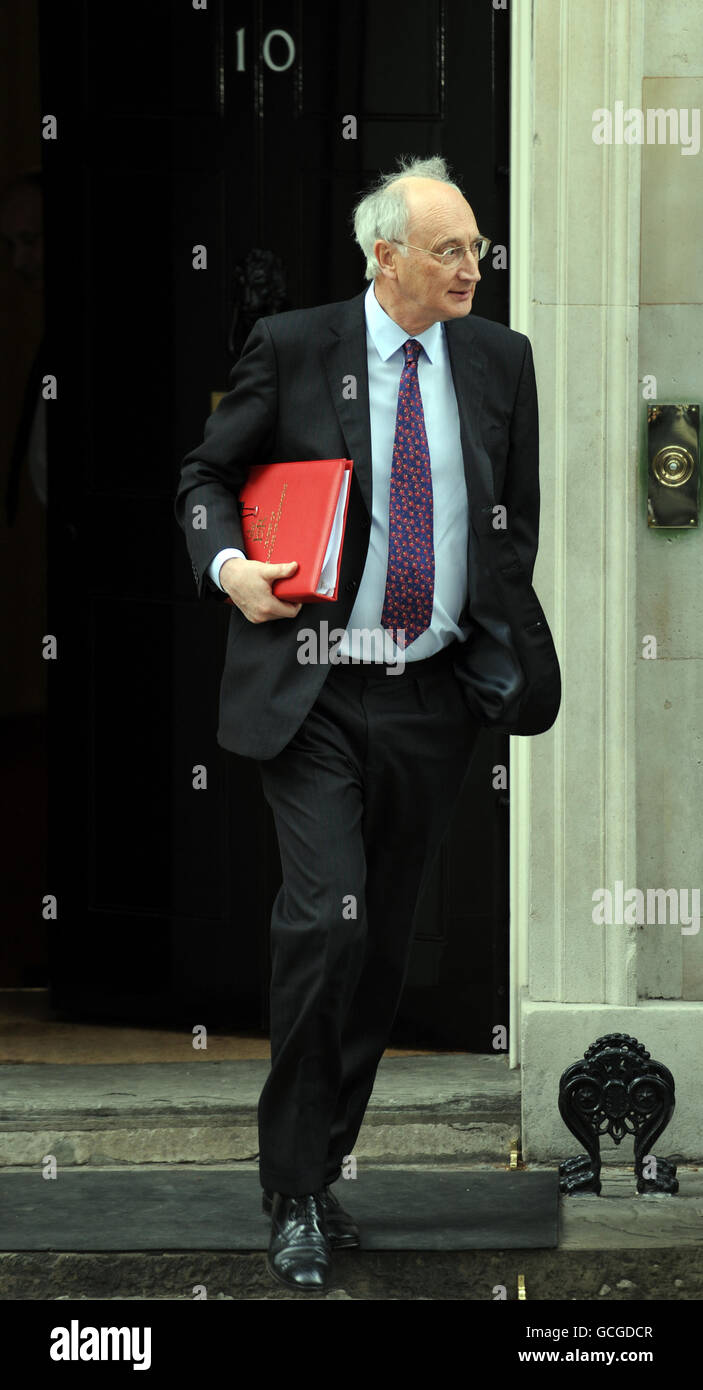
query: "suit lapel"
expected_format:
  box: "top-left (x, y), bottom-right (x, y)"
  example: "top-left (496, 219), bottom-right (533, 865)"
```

top-left (444, 317), bottom-right (494, 508)
top-left (322, 291), bottom-right (373, 517)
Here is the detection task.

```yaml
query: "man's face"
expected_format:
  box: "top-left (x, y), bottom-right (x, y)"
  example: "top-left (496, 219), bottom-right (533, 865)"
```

top-left (374, 178), bottom-right (482, 333)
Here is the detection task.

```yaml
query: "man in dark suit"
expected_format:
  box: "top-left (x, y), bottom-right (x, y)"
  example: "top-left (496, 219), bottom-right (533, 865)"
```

top-left (174, 156), bottom-right (560, 1293)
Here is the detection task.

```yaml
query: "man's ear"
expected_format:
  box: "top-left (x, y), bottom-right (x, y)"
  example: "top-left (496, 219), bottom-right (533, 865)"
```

top-left (374, 239), bottom-right (397, 279)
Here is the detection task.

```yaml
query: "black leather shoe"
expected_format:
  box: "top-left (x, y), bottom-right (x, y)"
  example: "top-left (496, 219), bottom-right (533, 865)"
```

top-left (262, 1184), bottom-right (360, 1249)
top-left (267, 1191), bottom-right (331, 1292)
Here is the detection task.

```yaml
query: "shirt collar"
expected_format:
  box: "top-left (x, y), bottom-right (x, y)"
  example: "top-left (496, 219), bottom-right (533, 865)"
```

top-left (364, 281), bottom-right (442, 364)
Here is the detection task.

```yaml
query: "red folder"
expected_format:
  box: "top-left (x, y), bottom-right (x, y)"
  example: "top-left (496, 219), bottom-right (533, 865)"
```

top-left (232, 458), bottom-right (354, 603)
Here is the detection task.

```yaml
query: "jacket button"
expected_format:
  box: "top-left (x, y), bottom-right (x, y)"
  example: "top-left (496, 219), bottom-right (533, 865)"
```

top-left (345, 579), bottom-right (358, 594)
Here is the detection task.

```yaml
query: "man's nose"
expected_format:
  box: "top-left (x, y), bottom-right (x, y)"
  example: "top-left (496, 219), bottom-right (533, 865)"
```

top-left (458, 256), bottom-right (480, 282)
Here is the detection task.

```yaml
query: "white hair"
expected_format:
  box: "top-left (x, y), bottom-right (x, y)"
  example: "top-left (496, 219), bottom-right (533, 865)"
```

top-left (352, 155), bottom-right (463, 281)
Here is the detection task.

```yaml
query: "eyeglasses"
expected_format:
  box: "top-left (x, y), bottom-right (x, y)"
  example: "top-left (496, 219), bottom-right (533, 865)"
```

top-left (392, 237), bottom-right (491, 266)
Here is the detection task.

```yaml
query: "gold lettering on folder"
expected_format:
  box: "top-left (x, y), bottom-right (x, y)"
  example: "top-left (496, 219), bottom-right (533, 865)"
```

top-left (263, 483), bottom-right (287, 562)
top-left (242, 482), bottom-right (288, 558)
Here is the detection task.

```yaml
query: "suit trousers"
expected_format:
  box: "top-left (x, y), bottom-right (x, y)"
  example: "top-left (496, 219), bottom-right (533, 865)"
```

top-left (255, 642), bottom-right (481, 1194)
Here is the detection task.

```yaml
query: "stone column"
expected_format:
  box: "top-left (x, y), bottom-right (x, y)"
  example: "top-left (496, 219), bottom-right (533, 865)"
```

top-left (510, 0), bottom-right (703, 1161)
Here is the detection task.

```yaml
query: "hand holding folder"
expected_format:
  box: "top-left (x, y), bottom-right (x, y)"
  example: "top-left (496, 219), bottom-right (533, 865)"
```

top-left (233, 458), bottom-right (354, 604)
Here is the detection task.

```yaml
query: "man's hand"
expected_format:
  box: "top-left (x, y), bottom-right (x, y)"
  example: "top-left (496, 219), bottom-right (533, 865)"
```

top-left (219, 557), bottom-right (303, 623)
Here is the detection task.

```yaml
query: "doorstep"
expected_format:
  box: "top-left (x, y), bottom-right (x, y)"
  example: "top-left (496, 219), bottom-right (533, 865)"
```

top-left (0, 1054), bottom-right (520, 1168)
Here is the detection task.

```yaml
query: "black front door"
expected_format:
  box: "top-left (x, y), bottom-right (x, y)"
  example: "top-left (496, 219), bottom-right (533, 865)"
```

top-left (40, 0), bottom-right (510, 1050)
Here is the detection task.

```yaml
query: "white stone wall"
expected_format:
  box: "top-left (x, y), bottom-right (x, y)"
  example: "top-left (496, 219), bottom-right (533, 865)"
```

top-left (637, 11), bottom-right (703, 1001)
top-left (513, 0), bottom-right (703, 1160)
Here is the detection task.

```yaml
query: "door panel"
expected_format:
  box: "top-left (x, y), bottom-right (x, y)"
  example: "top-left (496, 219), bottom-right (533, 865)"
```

top-left (40, 0), bottom-right (510, 1049)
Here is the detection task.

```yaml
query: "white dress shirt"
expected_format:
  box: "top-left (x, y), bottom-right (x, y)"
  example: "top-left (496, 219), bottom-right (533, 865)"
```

top-left (208, 281), bottom-right (470, 661)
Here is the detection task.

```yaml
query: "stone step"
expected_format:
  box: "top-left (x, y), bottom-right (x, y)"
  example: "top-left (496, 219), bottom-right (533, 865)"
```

top-left (2, 1247), bottom-right (701, 1300)
top-left (0, 1055), bottom-right (521, 1168)
top-left (2, 1160), bottom-right (702, 1300)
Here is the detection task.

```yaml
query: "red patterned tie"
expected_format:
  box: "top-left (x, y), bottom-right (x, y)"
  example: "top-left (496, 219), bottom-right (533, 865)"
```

top-left (381, 338), bottom-right (435, 647)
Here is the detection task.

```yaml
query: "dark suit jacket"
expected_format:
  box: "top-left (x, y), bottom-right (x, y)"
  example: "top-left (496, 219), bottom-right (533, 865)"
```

top-left (174, 288), bottom-right (561, 759)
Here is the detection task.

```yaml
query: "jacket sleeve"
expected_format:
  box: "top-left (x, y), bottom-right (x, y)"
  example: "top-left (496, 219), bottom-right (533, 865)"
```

top-left (504, 335), bottom-right (540, 586)
top-left (173, 317), bottom-right (278, 599)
